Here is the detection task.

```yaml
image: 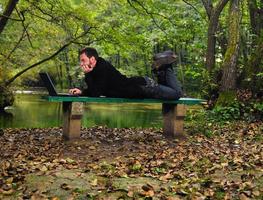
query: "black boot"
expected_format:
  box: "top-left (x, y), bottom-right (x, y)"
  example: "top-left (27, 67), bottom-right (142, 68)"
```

top-left (152, 50), bottom-right (177, 71)
top-left (152, 63), bottom-right (175, 85)
top-left (155, 70), bottom-right (166, 85)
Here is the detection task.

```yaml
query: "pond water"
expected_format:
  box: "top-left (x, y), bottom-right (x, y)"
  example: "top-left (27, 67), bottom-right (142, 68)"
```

top-left (0, 94), bottom-right (163, 129)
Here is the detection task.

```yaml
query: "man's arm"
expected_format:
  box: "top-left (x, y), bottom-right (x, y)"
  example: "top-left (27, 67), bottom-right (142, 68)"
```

top-left (69, 86), bottom-right (102, 97)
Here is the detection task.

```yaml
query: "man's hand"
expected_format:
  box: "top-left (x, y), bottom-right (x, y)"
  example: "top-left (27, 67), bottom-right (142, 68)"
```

top-left (81, 64), bottom-right (94, 73)
top-left (69, 88), bottom-right (82, 95)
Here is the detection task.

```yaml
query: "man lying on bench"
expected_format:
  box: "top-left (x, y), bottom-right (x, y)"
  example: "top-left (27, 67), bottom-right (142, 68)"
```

top-left (69, 47), bottom-right (183, 100)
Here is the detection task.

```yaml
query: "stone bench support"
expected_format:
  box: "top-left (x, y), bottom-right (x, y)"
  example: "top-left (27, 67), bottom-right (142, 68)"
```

top-left (162, 104), bottom-right (187, 139)
top-left (63, 102), bottom-right (84, 140)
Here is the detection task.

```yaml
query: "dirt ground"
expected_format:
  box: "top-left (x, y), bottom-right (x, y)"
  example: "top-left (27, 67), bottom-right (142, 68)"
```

top-left (0, 121), bottom-right (262, 199)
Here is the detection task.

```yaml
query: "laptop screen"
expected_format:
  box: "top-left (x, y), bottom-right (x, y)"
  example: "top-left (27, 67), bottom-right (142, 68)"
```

top-left (39, 72), bottom-right (57, 96)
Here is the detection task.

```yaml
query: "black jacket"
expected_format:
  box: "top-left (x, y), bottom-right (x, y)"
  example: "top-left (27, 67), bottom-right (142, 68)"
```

top-left (81, 57), bottom-right (146, 98)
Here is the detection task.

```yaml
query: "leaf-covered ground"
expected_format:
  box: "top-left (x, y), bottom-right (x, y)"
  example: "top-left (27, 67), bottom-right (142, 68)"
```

top-left (0, 121), bottom-right (262, 199)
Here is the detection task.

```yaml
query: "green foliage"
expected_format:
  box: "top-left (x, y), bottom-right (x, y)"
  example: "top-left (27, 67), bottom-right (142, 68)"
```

top-left (130, 162), bottom-right (142, 173)
top-left (0, 0), bottom-right (208, 91)
top-left (209, 100), bottom-right (263, 122)
top-left (187, 100), bottom-right (263, 137)
top-left (217, 91), bottom-right (237, 107)
top-left (186, 109), bottom-right (214, 137)
top-left (209, 102), bottom-right (241, 121)
top-left (0, 0), bottom-right (261, 102)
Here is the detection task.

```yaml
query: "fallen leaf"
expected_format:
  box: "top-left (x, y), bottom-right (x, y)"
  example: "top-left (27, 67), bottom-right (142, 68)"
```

top-left (127, 190), bottom-right (134, 197)
top-left (239, 193), bottom-right (250, 200)
top-left (40, 166), bottom-right (48, 172)
top-left (90, 178), bottom-right (97, 186)
top-left (141, 189), bottom-right (154, 197)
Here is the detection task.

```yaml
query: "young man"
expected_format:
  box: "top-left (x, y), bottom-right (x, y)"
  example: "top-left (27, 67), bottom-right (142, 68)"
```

top-left (69, 47), bottom-right (182, 100)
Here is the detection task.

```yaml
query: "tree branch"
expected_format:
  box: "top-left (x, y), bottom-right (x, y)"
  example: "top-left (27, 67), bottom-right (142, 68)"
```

top-left (29, 0), bottom-right (58, 22)
top-left (127, 0), bottom-right (168, 35)
top-left (201, 0), bottom-right (213, 18)
top-left (27, 11), bottom-right (52, 23)
top-left (4, 29), bottom-right (92, 86)
top-left (182, 0), bottom-right (207, 21)
top-left (0, 52), bottom-right (21, 67)
top-left (214, 0), bottom-right (230, 19)
top-left (15, 8), bottom-right (33, 48)
top-left (6, 24), bottom-right (28, 59)
top-left (0, 13), bottom-right (23, 21)
top-left (0, 0), bottom-right (20, 34)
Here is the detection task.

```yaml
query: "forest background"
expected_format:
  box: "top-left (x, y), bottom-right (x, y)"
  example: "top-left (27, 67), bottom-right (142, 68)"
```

top-left (0, 0), bottom-right (262, 118)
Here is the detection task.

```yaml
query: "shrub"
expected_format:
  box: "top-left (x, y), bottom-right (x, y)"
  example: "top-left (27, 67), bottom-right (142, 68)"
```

top-left (186, 99), bottom-right (262, 136)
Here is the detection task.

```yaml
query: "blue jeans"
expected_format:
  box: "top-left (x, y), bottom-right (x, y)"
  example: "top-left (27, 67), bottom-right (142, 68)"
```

top-left (141, 68), bottom-right (182, 100)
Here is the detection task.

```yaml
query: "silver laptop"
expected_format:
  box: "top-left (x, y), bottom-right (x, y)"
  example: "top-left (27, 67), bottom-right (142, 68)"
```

top-left (39, 72), bottom-right (77, 96)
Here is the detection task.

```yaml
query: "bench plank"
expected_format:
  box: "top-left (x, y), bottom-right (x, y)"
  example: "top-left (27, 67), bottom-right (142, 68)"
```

top-left (44, 96), bottom-right (205, 105)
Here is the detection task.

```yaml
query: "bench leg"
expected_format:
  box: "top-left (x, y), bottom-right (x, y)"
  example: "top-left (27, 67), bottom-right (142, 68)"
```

top-left (162, 103), bottom-right (187, 139)
top-left (62, 102), bottom-right (84, 140)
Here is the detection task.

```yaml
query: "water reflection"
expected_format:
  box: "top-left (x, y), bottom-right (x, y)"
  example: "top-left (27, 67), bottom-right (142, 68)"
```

top-left (0, 111), bottom-right (14, 128)
top-left (0, 94), bottom-right (162, 129)
top-left (83, 103), bottom-right (162, 128)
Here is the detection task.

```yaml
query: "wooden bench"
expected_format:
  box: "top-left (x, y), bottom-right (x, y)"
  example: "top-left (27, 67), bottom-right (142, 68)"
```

top-left (44, 96), bottom-right (205, 140)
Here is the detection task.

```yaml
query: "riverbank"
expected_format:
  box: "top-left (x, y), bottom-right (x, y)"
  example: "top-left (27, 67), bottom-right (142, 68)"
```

top-left (0, 121), bottom-right (262, 199)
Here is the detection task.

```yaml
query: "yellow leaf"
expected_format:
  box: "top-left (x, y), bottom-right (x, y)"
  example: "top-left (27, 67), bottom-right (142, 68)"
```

top-left (90, 178), bottom-right (97, 186)
top-left (40, 166), bottom-right (48, 172)
top-left (6, 177), bottom-right (13, 184)
top-left (252, 190), bottom-right (260, 196)
top-left (2, 189), bottom-right (14, 195)
top-left (89, 146), bottom-right (96, 150)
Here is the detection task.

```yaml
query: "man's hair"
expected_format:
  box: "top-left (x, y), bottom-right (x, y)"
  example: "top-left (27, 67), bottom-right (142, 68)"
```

top-left (80, 47), bottom-right (99, 60)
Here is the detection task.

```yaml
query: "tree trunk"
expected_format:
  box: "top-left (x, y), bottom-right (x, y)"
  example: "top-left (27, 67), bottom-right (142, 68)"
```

top-left (206, 15), bottom-right (218, 72)
top-left (246, 0), bottom-right (263, 93)
top-left (202, 0), bottom-right (230, 72)
top-left (247, 37), bottom-right (263, 93)
top-left (220, 0), bottom-right (240, 92)
top-left (217, 24), bottom-right (228, 55)
top-left (248, 0), bottom-right (262, 37)
top-left (0, 0), bottom-right (19, 34)
top-left (64, 47), bottom-right (73, 88)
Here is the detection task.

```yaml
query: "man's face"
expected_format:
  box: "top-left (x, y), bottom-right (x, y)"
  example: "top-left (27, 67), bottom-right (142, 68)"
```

top-left (79, 53), bottom-right (96, 73)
